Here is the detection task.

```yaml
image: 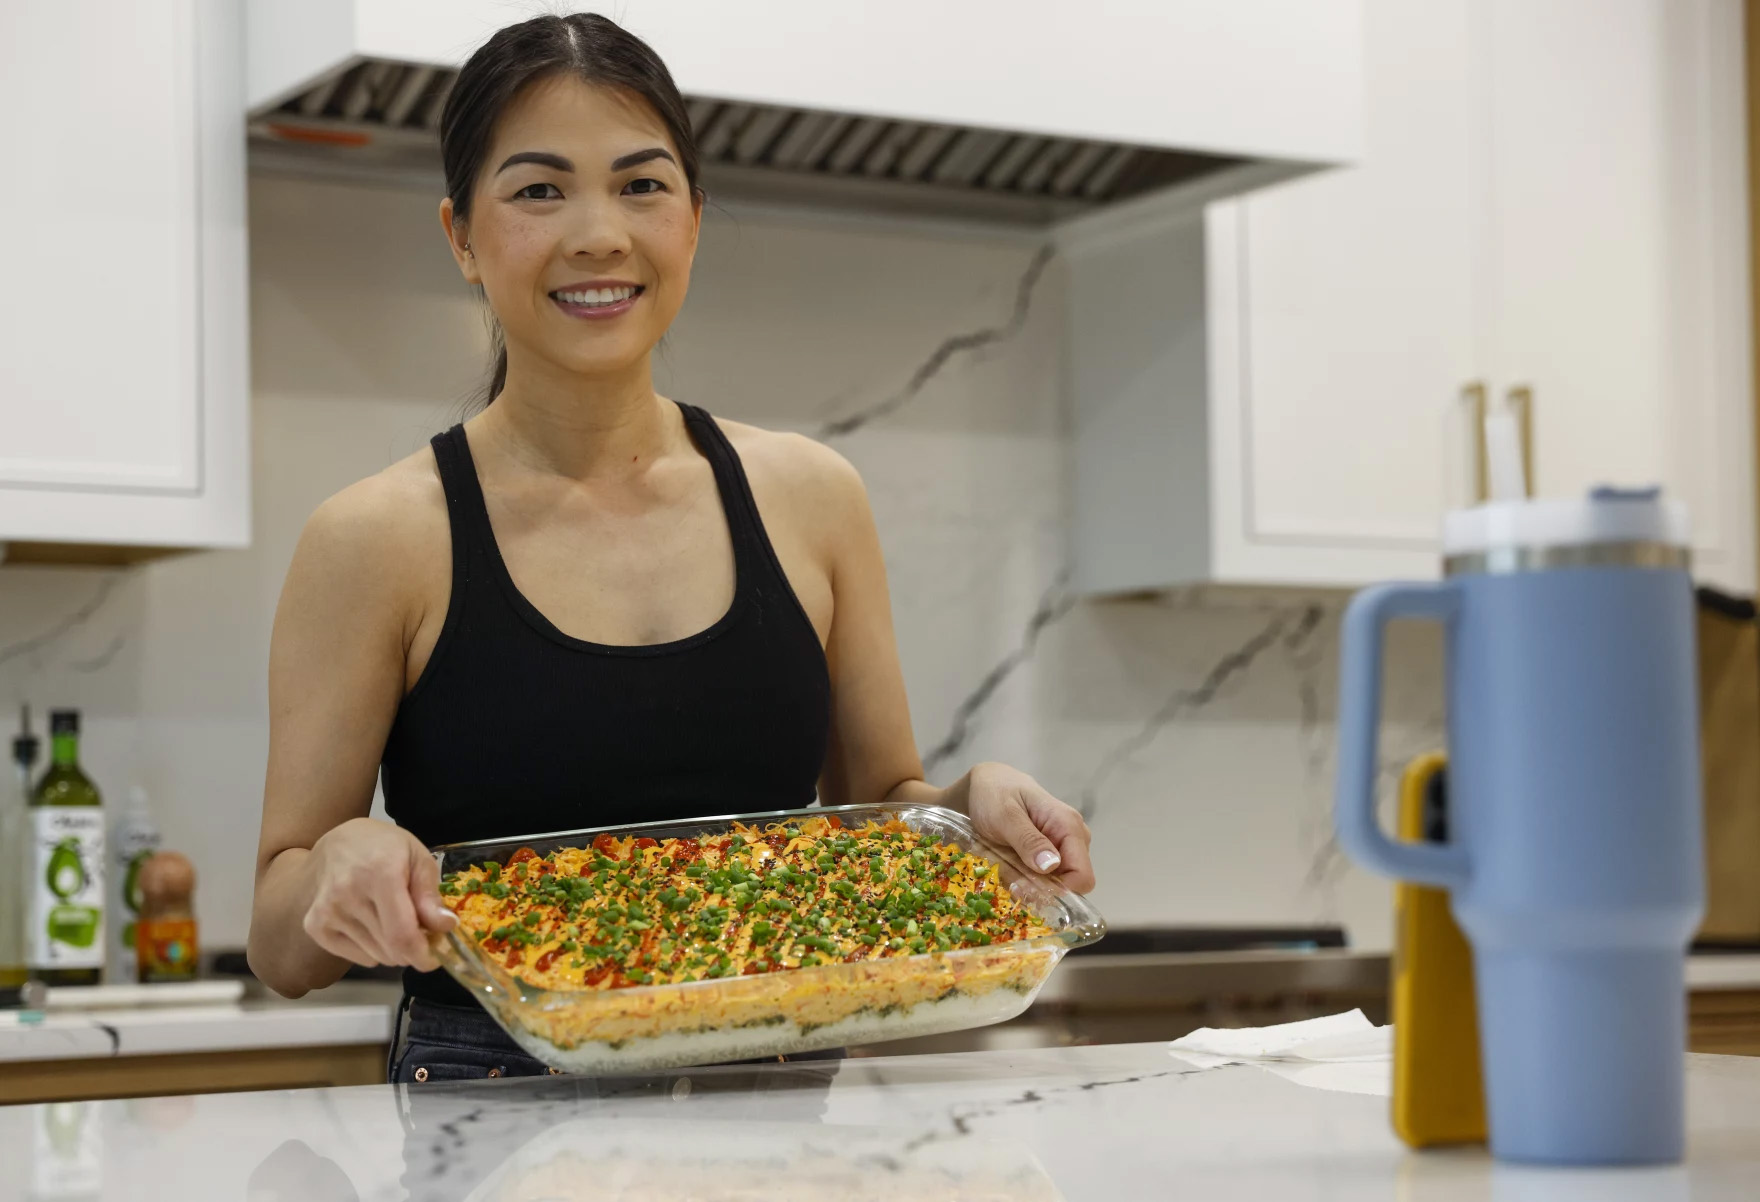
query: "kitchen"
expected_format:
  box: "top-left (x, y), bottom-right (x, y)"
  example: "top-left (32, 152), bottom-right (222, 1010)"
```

top-left (2, 0), bottom-right (1760, 1196)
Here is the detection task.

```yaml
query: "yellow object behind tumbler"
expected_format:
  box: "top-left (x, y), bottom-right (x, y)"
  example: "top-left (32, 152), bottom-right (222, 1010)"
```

top-left (1391, 752), bottom-right (1487, 1147)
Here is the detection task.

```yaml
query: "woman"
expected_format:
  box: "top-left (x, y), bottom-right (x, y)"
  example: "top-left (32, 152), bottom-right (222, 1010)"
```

top-left (247, 13), bottom-right (1095, 1082)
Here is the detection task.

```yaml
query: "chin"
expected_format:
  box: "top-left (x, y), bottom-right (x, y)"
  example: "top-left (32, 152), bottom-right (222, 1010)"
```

top-left (520, 329), bottom-right (653, 378)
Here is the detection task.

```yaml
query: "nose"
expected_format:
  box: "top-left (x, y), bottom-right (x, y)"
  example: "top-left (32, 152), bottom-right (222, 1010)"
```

top-left (562, 195), bottom-right (631, 261)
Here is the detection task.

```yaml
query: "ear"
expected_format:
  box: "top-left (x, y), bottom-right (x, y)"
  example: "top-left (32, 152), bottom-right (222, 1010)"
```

top-left (687, 190), bottom-right (704, 263)
top-left (438, 197), bottom-right (481, 285)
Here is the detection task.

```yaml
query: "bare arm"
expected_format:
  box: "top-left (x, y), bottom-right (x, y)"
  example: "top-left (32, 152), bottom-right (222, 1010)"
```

top-left (247, 482), bottom-right (452, 997)
top-left (813, 452), bottom-right (926, 812)
top-left (810, 448), bottom-right (1095, 893)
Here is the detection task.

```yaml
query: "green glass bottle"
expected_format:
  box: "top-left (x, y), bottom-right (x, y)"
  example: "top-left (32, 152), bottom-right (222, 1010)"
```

top-left (27, 710), bottom-right (104, 987)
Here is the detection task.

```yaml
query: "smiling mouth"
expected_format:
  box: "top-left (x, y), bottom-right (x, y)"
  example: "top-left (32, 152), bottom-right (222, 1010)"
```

top-left (550, 285), bottom-right (644, 318)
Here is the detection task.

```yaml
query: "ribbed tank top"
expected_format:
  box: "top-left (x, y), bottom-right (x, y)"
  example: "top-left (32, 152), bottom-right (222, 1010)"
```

top-left (380, 402), bottom-right (831, 1007)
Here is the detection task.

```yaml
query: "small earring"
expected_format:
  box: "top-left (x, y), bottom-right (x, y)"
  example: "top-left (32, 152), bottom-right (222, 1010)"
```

top-left (463, 243), bottom-right (473, 257)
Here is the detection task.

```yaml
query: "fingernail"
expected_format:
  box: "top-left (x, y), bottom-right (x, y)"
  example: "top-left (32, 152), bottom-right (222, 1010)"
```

top-left (1034, 850), bottom-right (1061, 873)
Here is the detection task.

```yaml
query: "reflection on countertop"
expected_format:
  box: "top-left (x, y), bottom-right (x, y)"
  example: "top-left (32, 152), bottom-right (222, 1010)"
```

top-left (3, 1041), bottom-right (1757, 1201)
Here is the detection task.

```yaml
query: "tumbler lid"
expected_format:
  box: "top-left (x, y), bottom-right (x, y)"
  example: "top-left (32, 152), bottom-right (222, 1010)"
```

top-left (1443, 487), bottom-right (1690, 576)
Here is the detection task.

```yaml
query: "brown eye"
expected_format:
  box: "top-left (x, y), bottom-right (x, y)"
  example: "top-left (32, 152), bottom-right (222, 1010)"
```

top-left (624, 177), bottom-right (667, 196)
top-left (514, 182), bottom-right (562, 200)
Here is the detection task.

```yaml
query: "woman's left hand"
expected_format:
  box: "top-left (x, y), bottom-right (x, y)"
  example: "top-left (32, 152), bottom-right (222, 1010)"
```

top-left (962, 762), bottom-right (1096, 893)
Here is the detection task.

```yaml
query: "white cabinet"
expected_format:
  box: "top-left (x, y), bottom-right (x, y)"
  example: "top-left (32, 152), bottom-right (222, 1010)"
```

top-left (1204, 0), bottom-right (1482, 588)
top-left (0, 0), bottom-right (249, 559)
top-left (1484, 0), bottom-right (1754, 592)
top-left (1070, 0), bottom-right (1754, 595)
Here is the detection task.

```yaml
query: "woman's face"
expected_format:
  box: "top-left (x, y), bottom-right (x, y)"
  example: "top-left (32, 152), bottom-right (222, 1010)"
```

top-left (442, 76), bottom-right (700, 385)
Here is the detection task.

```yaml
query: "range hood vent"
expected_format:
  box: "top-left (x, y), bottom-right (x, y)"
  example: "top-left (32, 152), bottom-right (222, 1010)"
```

top-left (250, 58), bottom-right (1245, 225)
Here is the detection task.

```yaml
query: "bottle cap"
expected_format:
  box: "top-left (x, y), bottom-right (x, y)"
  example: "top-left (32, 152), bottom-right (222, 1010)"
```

top-left (1443, 487), bottom-right (1691, 574)
top-left (48, 709), bottom-right (79, 736)
top-left (138, 851), bottom-right (196, 914)
top-left (11, 705), bottom-right (38, 768)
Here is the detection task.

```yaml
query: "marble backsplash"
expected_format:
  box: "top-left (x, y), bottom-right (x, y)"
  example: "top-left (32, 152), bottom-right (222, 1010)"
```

top-left (0, 175), bottom-right (1442, 952)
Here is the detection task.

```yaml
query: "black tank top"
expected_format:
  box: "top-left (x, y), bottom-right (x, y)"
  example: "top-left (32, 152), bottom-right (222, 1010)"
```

top-left (380, 403), bottom-right (830, 1006)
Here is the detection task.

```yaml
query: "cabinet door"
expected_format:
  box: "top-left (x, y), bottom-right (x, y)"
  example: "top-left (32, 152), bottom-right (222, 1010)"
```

top-left (1207, 0), bottom-right (1481, 585)
top-left (1486, 0), bottom-right (1753, 591)
top-left (0, 0), bottom-right (248, 552)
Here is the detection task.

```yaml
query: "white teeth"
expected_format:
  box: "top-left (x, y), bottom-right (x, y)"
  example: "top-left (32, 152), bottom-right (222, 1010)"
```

top-left (553, 286), bottom-right (638, 306)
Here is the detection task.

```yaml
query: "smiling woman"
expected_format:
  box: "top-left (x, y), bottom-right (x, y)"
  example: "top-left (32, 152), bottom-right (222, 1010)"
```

top-left (433, 19), bottom-right (707, 403)
top-left (245, 13), bottom-right (1096, 1086)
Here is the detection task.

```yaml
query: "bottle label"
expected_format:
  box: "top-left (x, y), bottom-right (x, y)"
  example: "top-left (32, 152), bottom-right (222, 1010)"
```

top-left (27, 809), bottom-right (105, 969)
top-left (138, 917), bottom-right (198, 983)
top-left (110, 827), bottom-right (161, 976)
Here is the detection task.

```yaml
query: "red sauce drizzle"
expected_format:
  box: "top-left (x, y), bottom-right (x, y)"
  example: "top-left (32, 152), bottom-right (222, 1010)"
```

top-left (506, 847), bottom-right (538, 866)
top-left (534, 946), bottom-right (565, 973)
top-left (634, 837), bottom-right (659, 850)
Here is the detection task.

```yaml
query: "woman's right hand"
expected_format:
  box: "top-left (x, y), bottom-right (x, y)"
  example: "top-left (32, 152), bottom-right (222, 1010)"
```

top-left (302, 817), bottom-right (457, 973)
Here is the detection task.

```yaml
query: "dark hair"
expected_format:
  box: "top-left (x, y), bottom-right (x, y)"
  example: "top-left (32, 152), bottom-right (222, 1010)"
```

top-left (439, 13), bottom-right (704, 406)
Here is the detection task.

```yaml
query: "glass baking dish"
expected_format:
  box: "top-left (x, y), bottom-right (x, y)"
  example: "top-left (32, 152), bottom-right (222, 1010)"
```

top-left (428, 802), bottom-right (1105, 1073)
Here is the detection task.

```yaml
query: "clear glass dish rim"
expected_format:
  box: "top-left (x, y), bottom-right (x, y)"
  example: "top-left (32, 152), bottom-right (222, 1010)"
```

top-left (429, 800), bottom-right (1106, 1005)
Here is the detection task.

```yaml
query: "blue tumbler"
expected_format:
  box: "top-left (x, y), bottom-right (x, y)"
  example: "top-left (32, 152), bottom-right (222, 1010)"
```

top-left (1335, 489), bottom-right (1705, 1165)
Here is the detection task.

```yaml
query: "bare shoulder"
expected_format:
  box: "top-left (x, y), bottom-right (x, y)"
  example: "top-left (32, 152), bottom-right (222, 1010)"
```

top-left (285, 445), bottom-right (449, 620)
top-left (304, 448), bottom-right (444, 561)
top-left (716, 418), bottom-right (868, 521)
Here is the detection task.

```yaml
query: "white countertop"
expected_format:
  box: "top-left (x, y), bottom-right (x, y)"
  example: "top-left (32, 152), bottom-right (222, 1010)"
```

top-left (0, 1041), bottom-right (1755, 1200)
top-left (1687, 954), bottom-right (1760, 990)
top-left (0, 983), bottom-right (397, 1063)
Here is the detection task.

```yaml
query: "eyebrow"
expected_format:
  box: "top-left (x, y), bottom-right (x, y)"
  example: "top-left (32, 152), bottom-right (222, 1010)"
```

top-left (611, 147), bottom-right (677, 171)
top-left (494, 147), bottom-right (678, 176)
top-left (496, 150), bottom-right (573, 175)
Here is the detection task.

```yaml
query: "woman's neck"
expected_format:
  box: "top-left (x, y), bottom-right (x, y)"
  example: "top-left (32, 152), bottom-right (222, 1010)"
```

top-left (472, 354), bottom-right (680, 481)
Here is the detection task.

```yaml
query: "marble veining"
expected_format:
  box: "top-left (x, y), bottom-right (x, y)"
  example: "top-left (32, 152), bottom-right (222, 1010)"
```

top-left (817, 244), bottom-right (1057, 439)
top-left (1077, 601), bottom-right (1325, 821)
top-left (0, 573), bottom-right (124, 673)
top-left (2, 1042), bottom-right (1756, 1200)
top-left (920, 568), bottom-right (1076, 775)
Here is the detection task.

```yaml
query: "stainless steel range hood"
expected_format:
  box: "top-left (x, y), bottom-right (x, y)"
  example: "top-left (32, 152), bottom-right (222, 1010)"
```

top-left (251, 59), bottom-right (1251, 226)
top-left (245, 0), bottom-right (1365, 227)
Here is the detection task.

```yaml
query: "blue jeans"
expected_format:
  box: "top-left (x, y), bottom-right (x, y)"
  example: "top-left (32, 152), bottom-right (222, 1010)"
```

top-left (387, 996), bottom-right (847, 1083)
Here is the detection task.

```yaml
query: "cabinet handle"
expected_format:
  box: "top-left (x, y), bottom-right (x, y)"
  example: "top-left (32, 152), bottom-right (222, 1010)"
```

top-left (1506, 385), bottom-right (1535, 498)
top-left (1463, 381), bottom-right (1489, 503)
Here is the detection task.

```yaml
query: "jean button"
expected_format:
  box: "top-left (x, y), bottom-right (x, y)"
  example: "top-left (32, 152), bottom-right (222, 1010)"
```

top-left (487, 1067), bottom-right (502, 1078)
top-left (414, 1067), bottom-right (429, 1083)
